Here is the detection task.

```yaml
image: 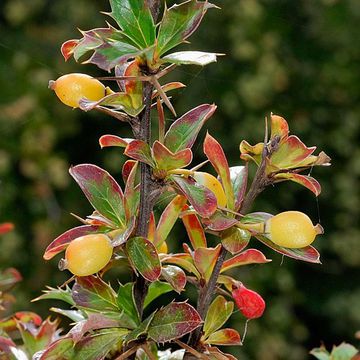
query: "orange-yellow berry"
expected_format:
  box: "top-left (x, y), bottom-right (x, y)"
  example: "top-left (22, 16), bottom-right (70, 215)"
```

top-left (193, 171), bottom-right (227, 207)
top-left (65, 234), bottom-right (113, 276)
top-left (49, 73), bottom-right (105, 108)
top-left (266, 211), bottom-right (322, 248)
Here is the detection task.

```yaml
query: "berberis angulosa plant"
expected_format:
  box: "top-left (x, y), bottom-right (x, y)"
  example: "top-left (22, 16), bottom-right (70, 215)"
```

top-left (0, 1), bottom-right (332, 359)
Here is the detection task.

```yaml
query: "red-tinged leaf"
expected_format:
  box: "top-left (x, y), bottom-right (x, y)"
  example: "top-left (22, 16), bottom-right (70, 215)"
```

top-left (274, 173), bottom-right (321, 196)
top-left (0, 222), bottom-right (14, 234)
top-left (148, 212), bottom-right (156, 242)
top-left (203, 296), bottom-right (234, 338)
top-left (0, 268), bottom-right (22, 292)
top-left (205, 328), bottom-right (241, 346)
top-left (181, 204), bottom-right (207, 249)
top-left (35, 337), bottom-right (75, 360)
top-left (122, 160), bottom-right (137, 183)
top-left (270, 114), bottom-right (289, 140)
top-left (43, 225), bottom-right (100, 260)
top-left (217, 275), bottom-right (241, 293)
top-left (232, 284), bottom-right (265, 319)
top-left (157, 1), bottom-right (216, 56)
top-left (0, 336), bottom-right (16, 354)
top-left (221, 227), bottom-right (251, 255)
top-left (229, 165), bottom-right (248, 211)
top-left (109, 217), bottom-right (136, 247)
top-left (152, 82), bottom-right (186, 99)
top-left (155, 195), bottom-right (187, 247)
top-left (61, 39), bottom-right (79, 61)
top-left (161, 253), bottom-right (200, 278)
top-left (99, 135), bottom-right (132, 148)
top-left (162, 51), bottom-right (218, 66)
top-left (0, 312), bottom-right (42, 333)
top-left (124, 161), bottom-right (139, 221)
top-left (202, 211), bottom-right (238, 232)
top-left (161, 265), bottom-right (187, 293)
top-left (164, 104), bottom-right (217, 152)
top-left (193, 244), bottom-right (222, 283)
top-left (241, 211), bottom-right (272, 224)
top-left (270, 135), bottom-right (316, 170)
top-left (123, 59), bottom-right (143, 109)
top-left (204, 133), bottom-right (235, 210)
top-left (239, 140), bottom-right (264, 165)
top-left (69, 164), bottom-right (126, 228)
top-left (221, 249), bottom-right (271, 273)
top-left (148, 302), bottom-right (202, 342)
top-left (126, 237), bottom-right (161, 282)
top-left (70, 314), bottom-right (121, 343)
top-left (255, 234), bottom-right (321, 263)
top-left (152, 141), bottom-right (193, 172)
top-left (171, 175), bottom-right (217, 218)
top-left (207, 346), bottom-right (237, 360)
top-left (72, 276), bottom-right (118, 312)
top-left (124, 140), bottom-right (155, 167)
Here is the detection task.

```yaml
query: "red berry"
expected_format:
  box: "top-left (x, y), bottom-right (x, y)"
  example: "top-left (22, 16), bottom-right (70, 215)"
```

top-left (232, 284), bottom-right (265, 319)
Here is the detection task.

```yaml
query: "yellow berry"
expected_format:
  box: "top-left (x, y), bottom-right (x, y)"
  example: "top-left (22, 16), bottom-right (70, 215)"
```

top-left (193, 171), bottom-right (227, 207)
top-left (266, 211), bottom-right (322, 248)
top-left (49, 73), bottom-right (105, 108)
top-left (65, 234), bottom-right (113, 276)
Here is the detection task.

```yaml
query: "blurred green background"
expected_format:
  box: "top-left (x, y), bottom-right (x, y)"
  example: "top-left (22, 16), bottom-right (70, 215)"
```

top-left (0, 0), bottom-right (359, 358)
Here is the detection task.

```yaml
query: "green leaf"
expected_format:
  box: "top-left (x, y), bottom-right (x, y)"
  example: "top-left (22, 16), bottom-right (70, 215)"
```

top-left (117, 283), bottom-right (140, 325)
top-left (202, 211), bottom-right (238, 231)
top-left (229, 165), bottom-right (248, 211)
top-left (221, 227), bottom-right (250, 255)
top-left (109, 0), bottom-right (156, 49)
top-left (204, 328), bottom-right (241, 346)
top-left (310, 346), bottom-right (330, 360)
top-left (144, 281), bottom-right (173, 309)
top-left (203, 296), bottom-right (234, 338)
top-left (181, 204), bottom-right (207, 249)
top-left (193, 244), bottom-right (222, 283)
top-left (72, 276), bottom-right (118, 312)
top-left (330, 342), bottom-right (359, 359)
top-left (161, 253), bottom-right (201, 278)
top-left (154, 195), bottom-right (187, 247)
top-left (126, 237), bottom-right (161, 282)
top-left (0, 268), bottom-right (22, 292)
top-left (162, 51), bottom-right (218, 66)
top-left (171, 175), bottom-right (217, 218)
top-left (50, 308), bottom-right (85, 322)
top-left (148, 302), bottom-right (202, 342)
top-left (32, 285), bottom-right (75, 306)
top-left (161, 265), bottom-right (187, 294)
top-left (123, 161), bottom-right (140, 221)
top-left (124, 140), bottom-right (155, 167)
top-left (157, 0), bottom-right (215, 55)
top-left (69, 164), bottom-right (126, 228)
top-left (204, 133), bottom-right (235, 210)
top-left (221, 249), bottom-right (271, 273)
top-left (152, 141), bottom-right (192, 172)
top-left (164, 104), bottom-right (216, 153)
top-left (38, 337), bottom-right (75, 360)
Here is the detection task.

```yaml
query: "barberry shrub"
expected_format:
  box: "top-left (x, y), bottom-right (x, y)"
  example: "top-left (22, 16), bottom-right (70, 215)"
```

top-left (0, 1), bottom-right (331, 359)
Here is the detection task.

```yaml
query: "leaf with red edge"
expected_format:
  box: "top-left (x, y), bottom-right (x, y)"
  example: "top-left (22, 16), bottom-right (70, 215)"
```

top-left (161, 265), bottom-right (187, 294)
top-left (270, 114), bottom-right (289, 140)
top-left (69, 164), bottom-right (126, 228)
top-left (181, 204), bottom-right (207, 249)
top-left (43, 225), bottom-right (100, 260)
top-left (61, 39), bottom-right (79, 61)
top-left (171, 175), bottom-right (217, 218)
top-left (0, 222), bottom-right (14, 235)
top-left (126, 237), bottom-right (161, 282)
top-left (36, 336), bottom-right (75, 360)
top-left (203, 296), bottom-right (234, 338)
top-left (204, 133), bottom-right (235, 210)
top-left (274, 173), bottom-right (322, 196)
top-left (99, 135), bottom-right (132, 148)
top-left (229, 165), bottom-right (248, 211)
top-left (202, 211), bottom-right (238, 231)
top-left (193, 244), bottom-right (222, 283)
top-left (155, 195), bottom-right (187, 247)
top-left (148, 212), bottom-right (156, 242)
top-left (221, 249), bottom-right (271, 273)
top-left (0, 312), bottom-right (42, 333)
top-left (239, 140), bottom-right (264, 165)
top-left (221, 227), bottom-right (250, 255)
top-left (148, 302), bottom-right (202, 343)
top-left (124, 161), bottom-right (139, 221)
top-left (0, 336), bottom-right (17, 355)
top-left (152, 141), bottom-right (193, 172)
top-left (164, 104), bottom-right (217, 152)
top-left (161, 253), bottom-right (200, 278)
top-left (269, 135), bottom-right (316, 170)
top-left (157, 1), bottom-right (216, 56)
top-left (72, 276), bottom-right (118, 312)
top-left (0, 268), bottom-right (22, 292)
top-left (205, 328), bottom-right (241, 346)
top-left (124, 140), bottom-right (155, 167)
top-left (255, 234), bottom-right (321, 263)
top-left (123, 59), bottom-right (143, 110)
top-left (122, 160), bottom-right (137, 183)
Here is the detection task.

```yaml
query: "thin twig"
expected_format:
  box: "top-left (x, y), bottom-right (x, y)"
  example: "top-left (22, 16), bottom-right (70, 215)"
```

top-left (174, 340), bottom-right (210, 359)
top-left (142, 343), bottom-right (157, 360)
top-left (114, 345), bottom-right (138, 360)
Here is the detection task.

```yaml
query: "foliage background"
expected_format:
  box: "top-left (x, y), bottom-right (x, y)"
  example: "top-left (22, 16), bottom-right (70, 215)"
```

top-left (0, 0), bottom-right (359, 358)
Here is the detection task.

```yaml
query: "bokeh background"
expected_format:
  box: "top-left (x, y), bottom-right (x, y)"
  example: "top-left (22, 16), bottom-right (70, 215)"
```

top-left (0, 0), bottom-right (359, 358)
